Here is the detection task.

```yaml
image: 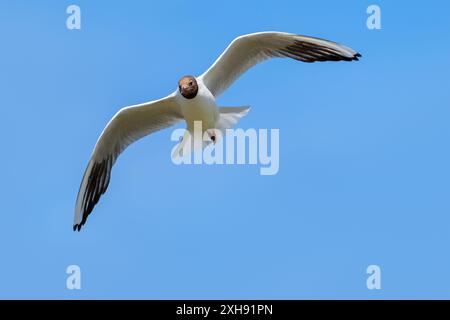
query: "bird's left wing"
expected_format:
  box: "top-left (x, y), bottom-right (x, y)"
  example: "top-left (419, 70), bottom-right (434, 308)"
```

top-left (199, 32), bottom-right (361, 98)
top-left (74, 93), bottom-right (182, 231)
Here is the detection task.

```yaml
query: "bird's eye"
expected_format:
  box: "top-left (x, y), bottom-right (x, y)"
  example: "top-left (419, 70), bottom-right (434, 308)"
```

top-left (189, 81), bottom-right (193, 86)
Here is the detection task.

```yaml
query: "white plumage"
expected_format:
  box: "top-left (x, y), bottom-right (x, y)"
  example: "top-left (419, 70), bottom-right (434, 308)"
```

top-left (74, 31), bottom-right (360, 231)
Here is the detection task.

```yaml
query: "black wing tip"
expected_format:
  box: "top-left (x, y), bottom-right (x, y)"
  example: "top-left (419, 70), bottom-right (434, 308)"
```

top-left (74, 157), bottom-right (111, 233)
top-left (352, 52), bottom-right (362, 61)
top-left (343, 53), bottom-right (362, 62)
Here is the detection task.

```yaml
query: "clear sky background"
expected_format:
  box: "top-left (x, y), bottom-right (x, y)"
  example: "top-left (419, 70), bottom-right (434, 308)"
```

top-left (0, 0), bottom-right (449, 299)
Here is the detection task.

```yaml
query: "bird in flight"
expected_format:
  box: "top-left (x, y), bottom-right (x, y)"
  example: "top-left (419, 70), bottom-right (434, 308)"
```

top-left (73, 31), bottom-right (361, 231)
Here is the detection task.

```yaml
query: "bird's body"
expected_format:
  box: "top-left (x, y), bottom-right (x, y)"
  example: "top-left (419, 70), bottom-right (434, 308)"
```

top-left (73, 31), bottom-right (361, 231)
top-left (177, 78), bottom-right (218, 132)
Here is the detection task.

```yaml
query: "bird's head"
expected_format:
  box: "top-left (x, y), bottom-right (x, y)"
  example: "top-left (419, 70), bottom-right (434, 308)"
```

top-left (178, 75), bottom-right (198, 99)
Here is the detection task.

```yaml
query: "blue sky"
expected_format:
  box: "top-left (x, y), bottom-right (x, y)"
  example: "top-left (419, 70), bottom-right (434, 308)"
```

top-left (0, 0), bottom-right (449, 299)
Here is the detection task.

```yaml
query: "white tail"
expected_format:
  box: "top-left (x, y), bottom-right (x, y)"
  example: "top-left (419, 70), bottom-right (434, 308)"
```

top-left (171, 106), bottom-right (250, 160)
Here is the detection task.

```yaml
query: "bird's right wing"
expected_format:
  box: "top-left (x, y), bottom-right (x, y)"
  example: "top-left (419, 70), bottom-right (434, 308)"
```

top-left (74, 93), bottom-right (182, 231)
top-left (199, 32), bottom-right (361, 98)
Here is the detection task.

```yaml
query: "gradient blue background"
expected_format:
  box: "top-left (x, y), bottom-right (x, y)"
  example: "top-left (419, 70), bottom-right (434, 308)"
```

top-left (1, 0), bottom-right (449, 299)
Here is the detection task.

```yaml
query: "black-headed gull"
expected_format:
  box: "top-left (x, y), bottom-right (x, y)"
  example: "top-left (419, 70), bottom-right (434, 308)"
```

top-left (73, 31), bottom-right (361, 231)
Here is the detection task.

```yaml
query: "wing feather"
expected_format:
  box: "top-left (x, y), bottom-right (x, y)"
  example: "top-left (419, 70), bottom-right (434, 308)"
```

top-left (199, 32), bottom-right (361, 97)
top-left (73, 94), bottom-right (182, 231)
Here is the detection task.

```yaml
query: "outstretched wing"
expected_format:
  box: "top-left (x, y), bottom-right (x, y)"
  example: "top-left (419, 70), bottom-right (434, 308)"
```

top-left (199, 32), bottom-right (361, 97)
top-left (74, 93), bottom-right (182, 231)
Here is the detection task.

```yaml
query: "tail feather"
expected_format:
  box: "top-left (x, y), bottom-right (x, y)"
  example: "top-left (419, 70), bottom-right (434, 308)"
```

top-left (171, 106), bottom-right (251, 160)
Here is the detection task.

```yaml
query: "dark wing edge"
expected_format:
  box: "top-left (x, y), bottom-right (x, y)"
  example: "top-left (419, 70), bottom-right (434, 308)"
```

top-left (73, 157), bottom-right (113, 231)
top-left (274, 38), bottom-right (361, 63)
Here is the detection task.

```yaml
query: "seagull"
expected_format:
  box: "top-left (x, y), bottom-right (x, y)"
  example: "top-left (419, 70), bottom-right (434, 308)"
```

top-left (73, 31), bottom-right (361, 231)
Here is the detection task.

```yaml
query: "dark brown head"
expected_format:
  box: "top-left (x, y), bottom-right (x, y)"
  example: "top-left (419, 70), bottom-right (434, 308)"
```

top-left (178, 76), bottom-right (198, 99)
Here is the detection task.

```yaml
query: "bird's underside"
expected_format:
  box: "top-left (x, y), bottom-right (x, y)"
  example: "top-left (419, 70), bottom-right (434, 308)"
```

top-left (73, 31), bottom-right (361, 231)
